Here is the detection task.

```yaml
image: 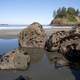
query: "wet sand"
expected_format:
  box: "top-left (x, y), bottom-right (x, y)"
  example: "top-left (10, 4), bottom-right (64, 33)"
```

top-left (0, 48), bottom-right (75, 80)
top-left (0, 27), bottom-right (72, 39)
top-left (0, 27), bottom-right (77, 80)
top-left (0, 29), bottom-right (21, 38)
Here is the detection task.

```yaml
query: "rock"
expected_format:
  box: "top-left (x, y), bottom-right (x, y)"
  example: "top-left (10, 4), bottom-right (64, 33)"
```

top-left (60, 44), bottom-right (80, 63)
top-left (45, 25), bottom-right (80, 52)
top-left (50, 17), bottom-right (79, 26)
top-left (19, 22), bottom-right (46, 48)
top-left (59, 33), bottom-right (80, 54)
top-left (15, 75), bottom-right (30, 80)
top-left (59, 30), bottom-right (80, 68)
top-left (0, 47), bottom-right (30, 70)
top-left (45, 31), bottom-right (69, 51)
top-left (45, 25), bottom-right (80, 68)
top-left (15, 75), bottom-right (26, 80)
top-left (50, 18), bottom-right (67, 26)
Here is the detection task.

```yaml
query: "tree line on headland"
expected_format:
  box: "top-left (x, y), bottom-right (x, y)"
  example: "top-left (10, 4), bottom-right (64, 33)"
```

top-left (50, 7), bottom-right (80, 26)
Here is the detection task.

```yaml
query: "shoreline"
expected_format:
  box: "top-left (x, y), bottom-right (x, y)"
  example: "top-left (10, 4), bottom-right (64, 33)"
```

top-left (0, 29), bottom-right (21, 39)
top-left (0, 27), bottom-right (72, 39)
top-left (50, 24), bottom-right (76, 26)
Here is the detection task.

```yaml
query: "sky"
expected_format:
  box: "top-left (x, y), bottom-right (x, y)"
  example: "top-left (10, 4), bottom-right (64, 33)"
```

top-left (0, 0), bottom-right (80, 24)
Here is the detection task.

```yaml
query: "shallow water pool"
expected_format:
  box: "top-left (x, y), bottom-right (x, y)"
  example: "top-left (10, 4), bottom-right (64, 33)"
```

top-left (0, 39), bottom-right (79, 80)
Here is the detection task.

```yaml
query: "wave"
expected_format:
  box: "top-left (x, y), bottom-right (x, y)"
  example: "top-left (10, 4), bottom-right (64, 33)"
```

top-left (0, 26), bottom-right (72, 30)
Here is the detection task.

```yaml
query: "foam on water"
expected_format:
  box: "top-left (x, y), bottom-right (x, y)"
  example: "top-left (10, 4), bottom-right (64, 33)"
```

top-left (0, 26), bottom-right (72, 30)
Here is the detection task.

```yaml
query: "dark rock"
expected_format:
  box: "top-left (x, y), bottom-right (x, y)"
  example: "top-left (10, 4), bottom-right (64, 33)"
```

top-left (59, 33), bottom-right (80, 54)
top-left (15, 75), bottom-right (29, 80)
top-left (19, 22), bottom-right (46, 48)
top-left (45, 26), bottom-right (80, 68)
top-left (45, 31), bottom-right (69, 51)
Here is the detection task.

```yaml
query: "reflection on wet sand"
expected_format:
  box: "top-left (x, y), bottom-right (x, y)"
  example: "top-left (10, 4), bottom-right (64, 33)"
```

top-left (46, 51), bottom-right (69, 68)
top-left (46, 50), bottom-right (80, 80)
top-left (0, 48), bottom-right (76, 80)
top-left (25, 48), bottom-right (44, 64)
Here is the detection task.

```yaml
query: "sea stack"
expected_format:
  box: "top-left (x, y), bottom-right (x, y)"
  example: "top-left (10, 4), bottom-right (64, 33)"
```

top-left (19, 22), bottom-right (46, 48)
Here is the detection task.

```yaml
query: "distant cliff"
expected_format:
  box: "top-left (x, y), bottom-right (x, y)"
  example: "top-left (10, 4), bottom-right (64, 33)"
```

top-left (50, 7), bottom-right (80, 26)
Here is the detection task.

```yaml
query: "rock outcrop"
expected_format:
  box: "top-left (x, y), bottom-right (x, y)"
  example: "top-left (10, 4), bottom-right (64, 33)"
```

top-left (50, 18), bottom-right (79, 26)
top-left (59, 31), bottom-right (80, 67)
top-left (50, 18), bottom-right (68, 26)
top-left (50, 7), bottom-right (80, 26)
top-left (45, 31), bottom-right (69, 51)
top-left (45, 25), bottom-right (80, 68)
top-left (0, 47), bottom-right (30, 70)
top-left (19, 22), bottom-right (46, 48)
top-left (45, 25), bottom-right (80, 52)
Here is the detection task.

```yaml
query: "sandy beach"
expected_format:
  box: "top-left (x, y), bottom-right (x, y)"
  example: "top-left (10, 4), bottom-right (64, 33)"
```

top-left (0, 29), bottom-right (21, 38)
top-left (0, 27), bottom-right (72, 38)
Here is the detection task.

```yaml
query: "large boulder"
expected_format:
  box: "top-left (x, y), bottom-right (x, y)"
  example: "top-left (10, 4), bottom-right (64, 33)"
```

top-left (59, 33), bottom-right (80, 67)
top-left (45, 25), bottom-right (80, 52)
top-left (59, 24), bottom-right (80, 54)
top-left (19, 22), bottom-right (46, 48)
top-left (45, 25), bottom-right (80, 68)
top-left (0, 47), bottom-right (30, 70)
top-left (45, 31), bottom-right (69, 51)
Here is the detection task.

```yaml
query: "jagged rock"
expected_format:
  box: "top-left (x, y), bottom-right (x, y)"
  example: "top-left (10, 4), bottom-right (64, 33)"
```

top-left (45, 31), bottom-right (69, 51)
top-left (0, 47), bottom-right (30, 70)
top-left (59, 34), bottom-right (80, 67)
top-left (19, 22), bottom-right (46, 48)
top-left (59, 34), bottom-right (80, 54)
top-left (45, 25), bottom-right (80, 52)
top-left (59, 24), bottom-right (80, 54)
top-left (45, 25), bottom-right (80, 68)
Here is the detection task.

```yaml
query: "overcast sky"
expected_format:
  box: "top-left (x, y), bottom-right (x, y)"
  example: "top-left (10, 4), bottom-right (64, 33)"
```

top-left (0, 0), bottom-right (80, 24)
